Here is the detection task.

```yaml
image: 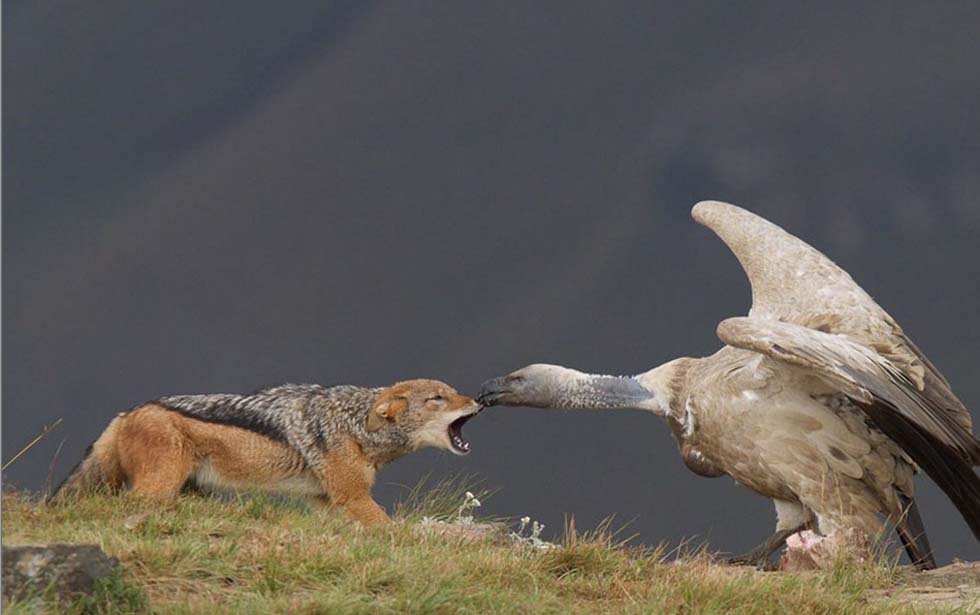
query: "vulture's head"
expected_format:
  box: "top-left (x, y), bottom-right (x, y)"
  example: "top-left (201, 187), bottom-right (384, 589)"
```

top-left (478, 364), bottom-right (579, 408)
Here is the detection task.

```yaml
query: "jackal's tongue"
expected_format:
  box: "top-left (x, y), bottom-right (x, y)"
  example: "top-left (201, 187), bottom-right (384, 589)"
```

top-left (448, 415), bottom-right (473, 454)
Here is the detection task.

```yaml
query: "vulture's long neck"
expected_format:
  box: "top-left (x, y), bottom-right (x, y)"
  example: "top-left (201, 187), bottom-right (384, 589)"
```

top-left (551, 364), bottom-right (682, 417)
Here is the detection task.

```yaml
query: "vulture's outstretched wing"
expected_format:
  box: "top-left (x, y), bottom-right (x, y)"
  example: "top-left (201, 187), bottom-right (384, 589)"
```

top-left (692, 201), bottom-right (973, 435)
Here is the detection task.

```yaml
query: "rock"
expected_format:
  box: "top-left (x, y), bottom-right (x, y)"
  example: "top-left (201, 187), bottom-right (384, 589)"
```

top-left (415, 518), bottom-right (511, 544)
top-left (2, 544), bottom-right (119, 603)
top-left (896, 560), bottom-right (980, 588)
top-left (867, 562), bottom-right (980, 611)
top-left (123, 512), bottom-right (150, 531)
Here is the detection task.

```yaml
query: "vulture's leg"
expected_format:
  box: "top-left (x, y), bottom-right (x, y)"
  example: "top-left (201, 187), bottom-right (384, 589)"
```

top-left (727, 525), bottom-right (806, 568)
top-left (728, 500), bottom-right (810, 569)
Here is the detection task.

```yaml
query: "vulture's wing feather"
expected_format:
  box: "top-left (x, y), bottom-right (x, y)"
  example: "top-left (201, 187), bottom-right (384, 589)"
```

top-left (718, 316), bottom-right (980, 539)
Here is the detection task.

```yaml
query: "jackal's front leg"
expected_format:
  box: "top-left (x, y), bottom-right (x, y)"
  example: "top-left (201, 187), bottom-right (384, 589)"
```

top-left (319, 437), bottom-right (390, 527)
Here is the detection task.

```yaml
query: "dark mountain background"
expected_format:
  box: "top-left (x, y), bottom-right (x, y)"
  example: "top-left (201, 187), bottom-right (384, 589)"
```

top-left (5, 2), bottom-right (979, 561)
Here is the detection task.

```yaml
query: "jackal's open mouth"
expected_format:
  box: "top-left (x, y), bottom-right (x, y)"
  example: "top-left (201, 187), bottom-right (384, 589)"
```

top-left (448, 412), bottom-right (477, 454)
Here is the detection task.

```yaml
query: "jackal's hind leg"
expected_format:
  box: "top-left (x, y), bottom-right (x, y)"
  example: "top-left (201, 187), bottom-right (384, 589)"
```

top-left (127, 455), bottom-right (193, 499)
top-left (117, 409), bottom-right (194, 499)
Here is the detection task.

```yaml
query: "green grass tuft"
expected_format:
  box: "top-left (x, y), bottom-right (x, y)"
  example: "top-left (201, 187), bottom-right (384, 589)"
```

top-left (68, 568), bottom-right (150, 615)
top-left (390, 473), bottom-right (495, 522)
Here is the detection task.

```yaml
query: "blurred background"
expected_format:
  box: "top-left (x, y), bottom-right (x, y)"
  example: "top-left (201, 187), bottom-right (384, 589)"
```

top-left (4, 1), bottom-right (979, 561)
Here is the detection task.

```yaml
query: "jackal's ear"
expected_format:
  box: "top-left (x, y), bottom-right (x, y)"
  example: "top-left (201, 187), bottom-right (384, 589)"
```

top-left (367, 394), bottom-right (409, 432)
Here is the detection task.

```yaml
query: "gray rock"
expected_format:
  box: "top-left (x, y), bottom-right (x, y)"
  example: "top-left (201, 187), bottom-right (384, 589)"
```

top-left (880, 561), bottom-right (980, 611)
top-left (2, 544), bottom-right (119, 602)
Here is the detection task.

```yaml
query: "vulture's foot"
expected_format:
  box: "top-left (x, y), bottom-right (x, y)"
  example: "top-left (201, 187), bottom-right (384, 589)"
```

top-left (726, 553), bottom-right (778, 571)
top-left (727, 525), bottom-right (806, 570)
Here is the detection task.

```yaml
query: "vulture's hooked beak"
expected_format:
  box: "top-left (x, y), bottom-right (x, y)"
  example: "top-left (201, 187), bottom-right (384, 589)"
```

top-left (477, 376), bottom-right (513, 407)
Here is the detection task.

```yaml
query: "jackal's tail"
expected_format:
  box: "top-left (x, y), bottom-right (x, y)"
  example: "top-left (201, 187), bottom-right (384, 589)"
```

top-left (47, 417), bottom-right (125, 503)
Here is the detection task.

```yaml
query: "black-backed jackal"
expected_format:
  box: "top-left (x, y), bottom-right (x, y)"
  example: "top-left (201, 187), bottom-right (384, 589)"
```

top-left (50, 380), bottom-right (482, 526)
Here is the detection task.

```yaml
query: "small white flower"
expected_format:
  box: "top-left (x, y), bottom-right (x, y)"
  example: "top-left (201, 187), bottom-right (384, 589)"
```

top-left (508, 515), bottom-right (556, 550)
top-left (455, 491), bottom-right (483, 524)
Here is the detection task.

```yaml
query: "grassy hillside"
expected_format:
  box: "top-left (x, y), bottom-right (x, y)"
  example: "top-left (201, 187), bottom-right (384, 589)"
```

top-left (0, 479), bottom-right (973, 614)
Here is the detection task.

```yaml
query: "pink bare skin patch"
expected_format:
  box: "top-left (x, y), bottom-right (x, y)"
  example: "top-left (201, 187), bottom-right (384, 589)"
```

top-left (780, 528), bottom-right (872, 571)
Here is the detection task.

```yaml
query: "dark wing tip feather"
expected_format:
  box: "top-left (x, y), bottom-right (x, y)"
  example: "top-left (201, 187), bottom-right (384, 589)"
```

top-left (862, 401), bottom-right (980, 544)
top-left (895, 494), bottom-right (937, 570)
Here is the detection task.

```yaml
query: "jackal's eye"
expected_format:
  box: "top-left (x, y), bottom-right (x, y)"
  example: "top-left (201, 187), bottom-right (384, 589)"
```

top-left (426, 395), bottom-right (444, 402)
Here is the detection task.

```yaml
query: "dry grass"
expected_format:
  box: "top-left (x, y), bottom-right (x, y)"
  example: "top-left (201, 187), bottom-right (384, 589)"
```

top-left (1, 483), bottom-right (971, 615)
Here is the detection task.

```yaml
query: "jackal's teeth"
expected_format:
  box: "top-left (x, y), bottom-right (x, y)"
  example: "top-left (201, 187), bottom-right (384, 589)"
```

top-left (447, 412), bottom-right (475, 454)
